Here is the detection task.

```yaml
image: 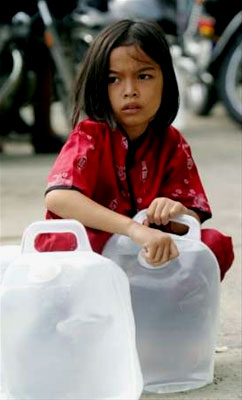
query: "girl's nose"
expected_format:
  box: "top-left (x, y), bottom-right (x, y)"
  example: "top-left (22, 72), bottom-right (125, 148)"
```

top-left (123, 79), bottom-right (138, 98)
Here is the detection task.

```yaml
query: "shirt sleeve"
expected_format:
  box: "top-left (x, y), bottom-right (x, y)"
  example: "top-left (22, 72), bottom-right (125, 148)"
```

top-left (160, 126), bottom-right (212, 222)
top-left (45, 122), bottom-right (102, 198)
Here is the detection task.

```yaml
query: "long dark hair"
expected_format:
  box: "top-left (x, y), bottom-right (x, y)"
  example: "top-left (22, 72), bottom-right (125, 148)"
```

top-left (72, 19), bottom-right (179, 130)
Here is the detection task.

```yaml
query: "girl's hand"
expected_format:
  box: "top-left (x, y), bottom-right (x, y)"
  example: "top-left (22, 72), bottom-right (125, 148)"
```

top-left (144, 197), bottom-right (188, 226)
top-left (127, 222), bottom-right (179, 266)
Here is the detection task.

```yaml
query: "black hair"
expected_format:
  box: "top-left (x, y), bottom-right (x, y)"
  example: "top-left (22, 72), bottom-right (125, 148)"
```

top-left (72, 19), bottom-right (179, 130)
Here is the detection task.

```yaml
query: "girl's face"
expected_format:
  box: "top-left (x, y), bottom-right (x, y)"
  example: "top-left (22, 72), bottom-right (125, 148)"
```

top-left (108, 45), bottom-right (163, 140)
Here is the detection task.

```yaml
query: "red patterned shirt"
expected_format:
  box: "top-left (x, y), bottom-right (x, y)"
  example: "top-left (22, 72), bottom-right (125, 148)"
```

top-left (43, 118), bottom-right (211, 253)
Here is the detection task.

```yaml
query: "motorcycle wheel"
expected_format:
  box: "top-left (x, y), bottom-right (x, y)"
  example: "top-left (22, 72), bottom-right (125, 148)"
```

top-left (185, 82), bottom-right (217, 116)
top-left (217, 37), bottom-right (242, 125)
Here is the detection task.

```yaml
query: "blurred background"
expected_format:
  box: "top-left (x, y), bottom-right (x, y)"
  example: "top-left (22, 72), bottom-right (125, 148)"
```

top-left (0, 1), bottom-right (241, 398)
top-left (0, 0), bottom-right (241, 153)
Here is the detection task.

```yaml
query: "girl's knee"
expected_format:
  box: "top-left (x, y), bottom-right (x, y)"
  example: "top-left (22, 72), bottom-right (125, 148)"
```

top-left (201, 229), bottom-right (234, 281)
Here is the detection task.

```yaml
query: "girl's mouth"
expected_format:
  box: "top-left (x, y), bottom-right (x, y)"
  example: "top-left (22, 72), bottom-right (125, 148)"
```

top-left (122, 103), bottom-right (141, 114)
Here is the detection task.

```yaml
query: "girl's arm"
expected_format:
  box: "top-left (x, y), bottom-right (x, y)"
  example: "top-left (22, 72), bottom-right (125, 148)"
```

top-left (45, 189), bottom-right (179, 266)
top-left (46, 189), bottom-right (135, 236)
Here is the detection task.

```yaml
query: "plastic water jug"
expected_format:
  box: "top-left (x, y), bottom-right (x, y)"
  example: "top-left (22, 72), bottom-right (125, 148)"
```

top-left (0, 245), bottom-right (21, 283)
top-left (0, 245), bottom-right (21, 396)
top-left (1, 219), bottom-right (143, 400)
top-left (103, 210), bottom-right (220, 394)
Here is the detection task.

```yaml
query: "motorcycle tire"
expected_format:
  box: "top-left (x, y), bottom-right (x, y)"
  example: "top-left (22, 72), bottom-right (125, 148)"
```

top-left (185, 82), bottom-right (217, 116)
top-left (217, 36), bottom-right (242, 125)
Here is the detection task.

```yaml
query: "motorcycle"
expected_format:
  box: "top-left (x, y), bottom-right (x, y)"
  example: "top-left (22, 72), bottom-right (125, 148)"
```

top-left (175, 0), bottom-right (242, 125)
top-left (2, 0), bottom-right (239, 154)
top-left (0, 0), bottom-right (179, 152)
top-left (65, 0), bottom-right (242, 126)
top-left (0, 1), bottom-right (80, 152)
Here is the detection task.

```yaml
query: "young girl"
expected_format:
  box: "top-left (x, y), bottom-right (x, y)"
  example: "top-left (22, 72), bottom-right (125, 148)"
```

top-left (38, 19), bottom-right (234, 280)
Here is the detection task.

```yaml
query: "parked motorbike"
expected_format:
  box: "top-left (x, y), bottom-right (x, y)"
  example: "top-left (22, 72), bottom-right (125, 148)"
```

top-left (1, 0), bottom-right (239, 154)
top-left (0, 12), bottom-right (36, 136)
top-left (68, 0), bottom-right (242, 126)
top-left (0, 0), bottom-right (179, 153)
top-left (0, 1), bottom-right (79, 152)
top-left (175, 0), bottom-right (242, 125)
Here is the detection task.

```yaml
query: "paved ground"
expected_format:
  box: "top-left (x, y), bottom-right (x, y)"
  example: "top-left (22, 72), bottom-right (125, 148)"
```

top-left (0, 103), bottom-right (241, 399)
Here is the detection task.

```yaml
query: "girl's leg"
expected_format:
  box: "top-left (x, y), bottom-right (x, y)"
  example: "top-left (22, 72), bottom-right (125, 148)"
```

top-left (201, 229), bottom-right (234, 281)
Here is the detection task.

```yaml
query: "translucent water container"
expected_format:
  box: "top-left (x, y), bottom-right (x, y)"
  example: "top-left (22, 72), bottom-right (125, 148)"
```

top-left (0, 245), bottom-right (21, 395)
top-left (0, 245), bottom-right (21, 283)
top-left (103, 210), bottom-right (220, 393)
top-left (1, 220), bottom-right (143, 400)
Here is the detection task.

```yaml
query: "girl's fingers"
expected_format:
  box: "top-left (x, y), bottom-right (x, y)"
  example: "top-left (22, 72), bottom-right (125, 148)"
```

top-left (144, 243), bottom-right (157, 262)
top-left (169, 240), bottom-right (179, 260)
top-left (169, 203), bottom-right (186, 219)
top-left (145, 239), bottom-right (173, 266)
top-left (146, 243), bottom-right (175, 266)
top-left (157, 243), bottom-right (170, 264)
top-left (147, 198), bottom-right (187, 228)
top-left (160, 202), bottom-right (172, 225)
top-left (148, 199), bottom-right (166, 225)
top-left (152, 241), bottom-right (179, 266)
top-left (146, 201), bottom-right (157, 224)
top-left (141, 239), bottom-right (179, 267)
top-left (148, 199), bottom-right (182, 227)
top-left (152, 201), bottom-right (163, 225)
top-left (152, 245), bottom-right (165, 264)
top-left (143, 241), bottom-right (164, 265)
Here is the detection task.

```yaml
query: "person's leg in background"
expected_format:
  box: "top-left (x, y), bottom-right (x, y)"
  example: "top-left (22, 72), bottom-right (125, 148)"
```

top-left (30, 38), bottom-right (64, 154)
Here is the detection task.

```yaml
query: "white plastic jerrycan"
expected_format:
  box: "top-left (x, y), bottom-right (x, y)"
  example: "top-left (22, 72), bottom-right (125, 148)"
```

top-left (1, 219), bottom-right (143, 400)
top-left (103, 210), bottom-right (221, 394)
top-left (0, 245), bottom-right (21, 283)
top-left (0, 245), bottom-right (21, 395)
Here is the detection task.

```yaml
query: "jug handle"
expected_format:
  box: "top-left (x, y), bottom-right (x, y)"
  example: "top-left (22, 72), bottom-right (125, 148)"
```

top-left (134, 210), bottom-right (201, 269)
top-left (21, 219), bottom-right (92, 254)
top-left (115, 210), bottom-right (201, 255)
top-left (133, 209), bottom-right (201, 241)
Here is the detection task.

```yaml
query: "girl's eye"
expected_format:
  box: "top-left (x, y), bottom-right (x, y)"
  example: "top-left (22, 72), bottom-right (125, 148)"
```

top-left (139, 74), bottom-right (152, 80)
top-left (108, 76), bottom-right (120, 84)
